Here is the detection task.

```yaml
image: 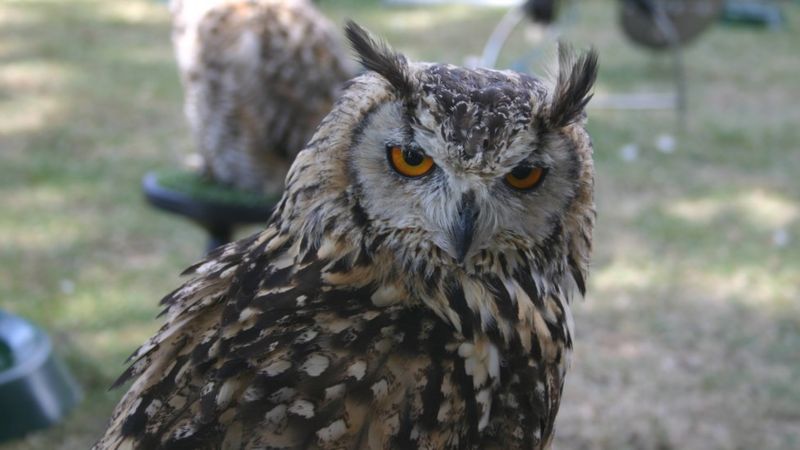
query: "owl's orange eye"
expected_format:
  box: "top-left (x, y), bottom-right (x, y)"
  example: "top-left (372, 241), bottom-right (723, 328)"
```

top-left (388, 146), bottom-right (435, 178)
top-left (505, 165), bottom-right (547, 190)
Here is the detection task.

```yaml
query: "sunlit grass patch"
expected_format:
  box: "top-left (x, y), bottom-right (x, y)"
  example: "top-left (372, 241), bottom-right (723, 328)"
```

top-left (665, 190), bottom-right (798, 229)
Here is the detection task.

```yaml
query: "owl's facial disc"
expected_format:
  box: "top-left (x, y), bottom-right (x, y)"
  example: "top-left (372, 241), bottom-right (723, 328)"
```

top-left (349, 99), bottom-right (572, 268)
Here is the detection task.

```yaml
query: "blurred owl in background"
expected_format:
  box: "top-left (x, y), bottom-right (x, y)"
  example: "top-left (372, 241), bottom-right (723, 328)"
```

top-left (97, 22), bottom-right (597, 450)
top-left (170, 0), bottom-right (355, 195)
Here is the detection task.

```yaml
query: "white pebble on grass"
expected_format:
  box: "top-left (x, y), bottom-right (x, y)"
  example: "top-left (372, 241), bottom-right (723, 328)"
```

top-left (773, 228), bottom-right (790, 248)
top-left (620, 143), bottom-right (639, 162)
top-left (656, 134), bottom-right (676, 154)
top-left (59, 279), bottom-right (75, 295)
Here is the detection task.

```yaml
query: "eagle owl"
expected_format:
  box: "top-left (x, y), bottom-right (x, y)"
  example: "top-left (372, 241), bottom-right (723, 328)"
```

top-left (96, 23), bottom-right (597, 449)
top-left (170, 0), bottom-right (354, 194)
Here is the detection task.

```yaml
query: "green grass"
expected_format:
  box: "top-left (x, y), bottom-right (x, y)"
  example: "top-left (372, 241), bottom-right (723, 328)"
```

top-left (1, 1), bottom-right (799, 448)
top-left (154, 169), bottom-right (280, 207)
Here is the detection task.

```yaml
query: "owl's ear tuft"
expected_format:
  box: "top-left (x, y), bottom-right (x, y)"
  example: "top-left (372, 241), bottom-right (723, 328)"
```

top-left (549, 43), bottom-right (598, 128)
top-left (345, 21), bottom-right (413, 98)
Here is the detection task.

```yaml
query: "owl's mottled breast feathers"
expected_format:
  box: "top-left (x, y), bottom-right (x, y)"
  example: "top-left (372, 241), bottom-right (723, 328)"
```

top-left (98, 211), bottom-right (573, 449)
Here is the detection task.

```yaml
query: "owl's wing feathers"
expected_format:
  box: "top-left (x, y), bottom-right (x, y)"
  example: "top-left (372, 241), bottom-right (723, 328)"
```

top-left (97, 230), bottom-right (445, 449)
top-left (96, 218), bottom-right (565, 449)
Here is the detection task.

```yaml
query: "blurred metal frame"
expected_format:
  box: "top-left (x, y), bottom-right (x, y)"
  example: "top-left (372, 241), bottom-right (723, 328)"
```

top-left (478, 0), bottom-right (724, 130)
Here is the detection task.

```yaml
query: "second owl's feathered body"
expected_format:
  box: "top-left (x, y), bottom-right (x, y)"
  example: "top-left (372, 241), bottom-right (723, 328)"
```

top-left (96, 24), bottom-right (597, 449)
top-left (170, 0), bottom-right (354, 194)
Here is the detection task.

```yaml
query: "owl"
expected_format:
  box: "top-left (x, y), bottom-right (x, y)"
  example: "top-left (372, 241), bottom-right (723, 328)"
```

top-left (95, 23), bottom-right (597, 449)
top-left (170, 0), bottom-right (354, 195)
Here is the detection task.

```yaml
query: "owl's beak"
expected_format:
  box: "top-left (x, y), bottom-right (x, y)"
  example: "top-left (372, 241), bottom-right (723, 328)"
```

top-left (453, 192), bottom-right (478, 263)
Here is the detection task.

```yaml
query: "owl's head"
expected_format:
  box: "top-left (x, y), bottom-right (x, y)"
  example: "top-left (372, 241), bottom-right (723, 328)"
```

top-left (282, 22), bottom-right (596, 292)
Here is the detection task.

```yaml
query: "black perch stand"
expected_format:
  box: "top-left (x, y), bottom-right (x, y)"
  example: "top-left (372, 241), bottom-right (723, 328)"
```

top-left (142, 170), bottom-right (276, 253)
top-left (0, 311), bottom-right (82, 443)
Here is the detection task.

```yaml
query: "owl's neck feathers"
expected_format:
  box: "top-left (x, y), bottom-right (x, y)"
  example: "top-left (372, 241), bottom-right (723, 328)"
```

top-left (271, 162), bottom-right (575, 369)
top-left (282, 205), bottom-right (573, 350)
